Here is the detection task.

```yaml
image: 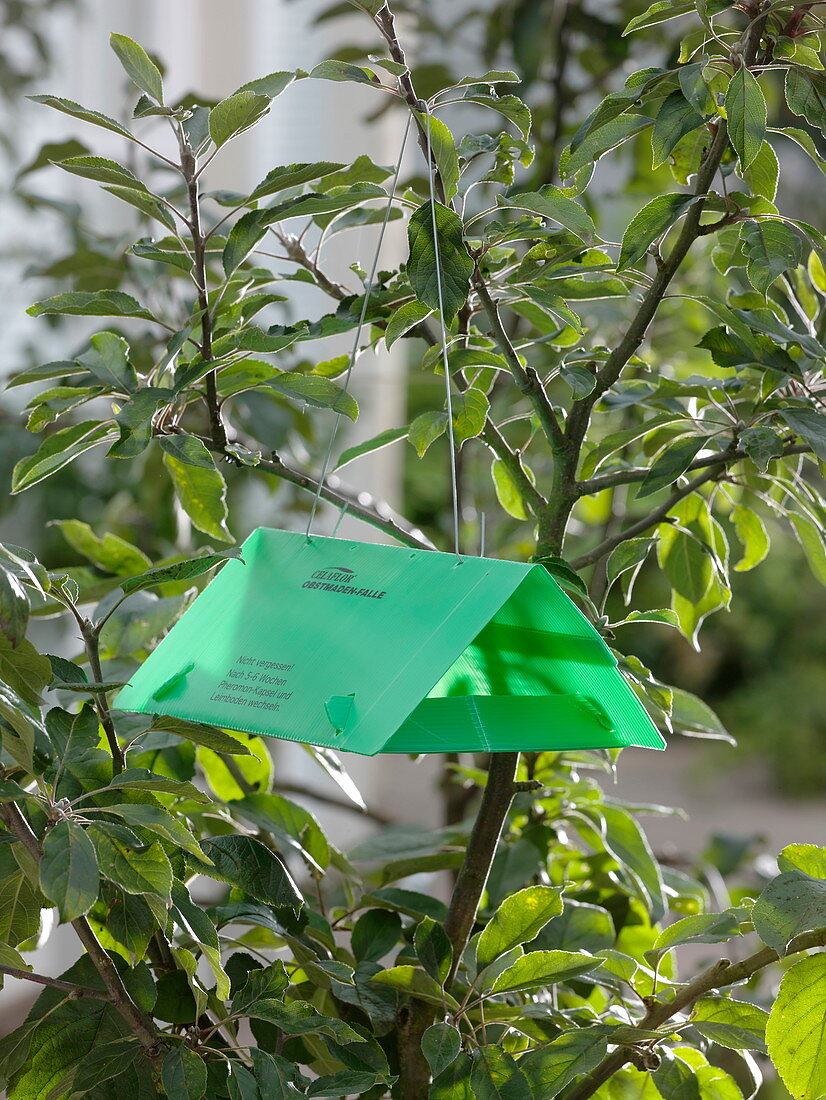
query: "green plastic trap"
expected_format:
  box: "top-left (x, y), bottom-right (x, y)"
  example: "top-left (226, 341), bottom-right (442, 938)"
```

top-left (115, 527), bottom-right (666, 756)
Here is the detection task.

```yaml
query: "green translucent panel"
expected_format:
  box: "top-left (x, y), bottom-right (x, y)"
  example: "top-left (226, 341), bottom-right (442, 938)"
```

top-left (115, 527), bottom-right (665, 756)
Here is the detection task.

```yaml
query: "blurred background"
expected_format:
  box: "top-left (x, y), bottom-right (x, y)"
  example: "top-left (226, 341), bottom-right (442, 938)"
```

top-left (1, 0), bottom-right (824, 1035)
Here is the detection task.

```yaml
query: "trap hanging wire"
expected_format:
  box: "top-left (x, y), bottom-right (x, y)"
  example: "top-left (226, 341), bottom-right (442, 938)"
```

top-left (115, 103), bottom-right (667, 757)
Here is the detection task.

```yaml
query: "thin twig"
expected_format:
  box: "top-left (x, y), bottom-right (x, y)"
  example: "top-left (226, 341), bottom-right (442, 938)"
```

top-left (0, 964), bottom-right (111, 1000)
top-left (577, 443), bottom-right (813, 496)
top-left (571, 467), bottom-right (725, 570)
top-left (565, 926), bottom-right (826, 1100)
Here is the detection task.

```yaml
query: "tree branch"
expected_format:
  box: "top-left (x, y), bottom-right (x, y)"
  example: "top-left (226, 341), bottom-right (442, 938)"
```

top-left (564, 119), bottom-right (731, 457)
top-left (473, 276), bottom-right (566, 456)
top-left (0, 801), bottom-right (162, 1055)
top-left (180, 135), bottom-right (227, 452)
top-left (565, 926), bottom-right (826, 1100)
top-left (570, 466), bottom-right (724, 570)
top-left (565, 11), bottom-right (768, 470)
top-left (80, 618), bottom-right (125, 775)
top-left (0, 964), bottom-right (111, 1000)
top-left (194, 433), bottom-right (434, 551)
top-left (576, 443), bottom-right (813, 496)
top-left (373, 4), bottom-right (446, 203)
top-left (443, 752), bottom-right (520, 981)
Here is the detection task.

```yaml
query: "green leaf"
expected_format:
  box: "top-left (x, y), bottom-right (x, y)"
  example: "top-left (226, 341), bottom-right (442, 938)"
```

top-left (161, 1046), bottom-right (207, 1100)
top-left (55, 155), bottom-right (149, 192)
top-left (246, 160), bottom-right (344, 202)
top-left (28, 94), bottom-right (131, 137)
top-left (659, 527), bottom-right (713, 603)
top-left (385, 301), bottom-right (432, 347)
top-left (157, 435), bottom-right (217, 468)
top-left (651, 92), bottom-right (704, 168)
top-left (744, 141), bottom-right (779, 201)
top-left (623, 0), bottom-right (694, 34)
top-left (638, 437), bottom-right (705, 498)
top-left (726, 68), bottom-right (766, 168)
top-left (336, 427), bottom-right (408, 470)
top-left (462, 93), bottom-right (531, 139)
top-left (120, 551), bottom-right (238, 595)
top-left (310, 59), bottom-right (379, 85)
top-left (414, 917), bottom-right (452, 985)
top-left (0, 563), bottom-right (28, 648)
top-left (222, 186), bottom-right (385, 273)
top-left (90, 827), bottom-right (173, 900)
top-left (3, 957), bottom-right (153, 1099)
top-left (606, 537), bottom-right (657, 592)
top-left (407, 201), bottom-right (473, 322)
top-left (27, 290), bottom-right (154, 321)
top-left (162, 447), bottom-right (232, 542)
top-left (766, 953), bottom-right (826, 1100)
top-left (11, 421), bottom-right (116, 493)
top-left (740, 220), bottom-right (802, 294)
top-left (46, 704), bottom-right (105, 780)
top-left (560, 363), bottom-right (596, 398)
top-left (106, 768), bottom-right (208, 803)
top-left (498, 191), bottom-right (595, 243)
top-left (0, 846), bottom-right (41, 947)
top-left (409, 410), bottom-right (447, 457)
top-left (171, 882), bottom-right (229, 1000)
top-left (519, 1032), bottom-right (609, 1098)
top-left (732, 505), bottom-right (770, 571)
top-left (752, 869), bottom-right (826, 954)
top-left (0, 635), bottom-right (51, 707)
top-left (781, 408), bottom-right (826, 461)
top-left (562, 114), bottom-right (654, 177)
top-left (786, 67), bottom-right (826, 132)
top-left (471, 1047), bottom-right (532, 1100)
top-left (269, 373), bottom-right (358, 421)
top-left (197, 734), bottom-right (272, 800)
top-left (52, 518), bottom-right (151, 575)
top-left (143, 714), bottom-right (252, 755)
top-left (236, 70), bottom-right (297, 98)
top-left (648, 911), bottom-right (741, 962)
top-left (423, 1023), bottom-right (462, 1079)
top-left (109, 33), bottom-right (163, 102)
top-left (477, 885), bottom-right (563, 968)
top-left (231, 960), bottom-right (288, 1013)
top-left (416, 111), bottom-right (460, 203)
top-left (618, 193), bottom-right (701, 270)
top-left (789, 512), bottom-right (826, 585)
top-left (652, 1050), bottom-right (702, 1100)
top-left (779, 844), bottom-right (826, 879)
top-left (741, 425), bottom-right (784, 471)
top-left (199, 834), bottom-right (303, 911)
top-left (40, 820), bottom-right (100, 922)
top-left (351, 909), bottom-right (402, 963)
top-left (370, 965), bottom-right (458, 1010)
top-left (209, 91), bottom-right (270, 147)
top-left (772, 126), bottom-right (826, 175)
top-left (691, 997), bottom-right (769, 1053)
top-left (451, 389), bottom-right (489, 444)
top-left (492, 459), bottom-right (530, 520)
top-left (77, 331), bottom-right (138, 393)
top-left (98, 804), bottom-right (205, 859)
top-left (489, 950), bottom-right (596, 994)
top-left (587, 804), bottom-right (666, 920)
top-left (431, 1053), bottom-right (474, 1100)
top-left (308, 1071), bottom-right (380, 1097)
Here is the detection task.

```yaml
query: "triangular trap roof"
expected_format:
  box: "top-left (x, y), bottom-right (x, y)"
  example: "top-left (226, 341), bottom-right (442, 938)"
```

top-left (115, 527), bottom-right (665, 756)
